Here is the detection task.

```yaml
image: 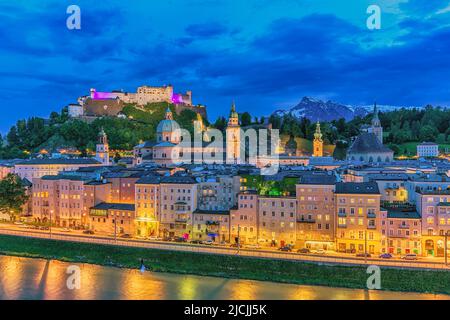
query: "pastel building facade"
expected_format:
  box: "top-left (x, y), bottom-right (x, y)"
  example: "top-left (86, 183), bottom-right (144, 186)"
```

top-left (135, 176), bottom-right (161, 238)
top-left (296, 174), bottom-right (336, 250)
top-left (366, 174), bottom-right (409, 203)
top-left (230, 190), bottom-right (259, 244)
top-left (15, 159), bottom-right (102, 180)
top-left (416, 190), bottom-right (450, 257)
top-left (89, 203), bottom-right (135, 235)
top-left (192, 210), bottom-right (230, 243)
top-left (380, 208), bottom-right (422, 255)
top-left (197, 176), bottom-right (241, 211)
top-left (159, 176), bottom-right (198, 239)
top-left (335, 182), bottom-right (383, 254)
top-left (417, 142), bottom-right (439, 158)
top-left (258, 196), bottom-right (297, 247)
top-left (32, 175), bottom-right (111, 227)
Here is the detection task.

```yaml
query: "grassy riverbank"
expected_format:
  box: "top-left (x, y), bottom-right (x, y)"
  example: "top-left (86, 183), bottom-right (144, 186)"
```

top-left (0, 234), bottom-right (448, 295)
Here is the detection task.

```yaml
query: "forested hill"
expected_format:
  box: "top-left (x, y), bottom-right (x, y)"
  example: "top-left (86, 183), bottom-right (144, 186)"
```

top-left (0, 102), bottom-right (201, 159)
top-left (0, 104), bottom-right (449, 159)
top-left (268, 105), bottom-right (450, 157)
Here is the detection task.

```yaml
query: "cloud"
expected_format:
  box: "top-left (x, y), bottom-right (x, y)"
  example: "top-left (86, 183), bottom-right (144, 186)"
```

top-left (1, 1), bottom-right (450, 132)
top-left (185, 22), bottom-right (229, 38)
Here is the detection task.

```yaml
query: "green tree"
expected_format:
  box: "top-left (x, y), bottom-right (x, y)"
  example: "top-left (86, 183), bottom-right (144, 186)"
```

top-left (0, 174), bottom-right (29, 221)
top-left (419, 125), bottom-right (438, 142)
top-left (240, 112), bottom-right (252, 126)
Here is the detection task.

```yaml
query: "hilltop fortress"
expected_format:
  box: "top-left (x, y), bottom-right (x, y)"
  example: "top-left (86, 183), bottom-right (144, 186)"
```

top-left (68, 85), bottom-right (207, 120)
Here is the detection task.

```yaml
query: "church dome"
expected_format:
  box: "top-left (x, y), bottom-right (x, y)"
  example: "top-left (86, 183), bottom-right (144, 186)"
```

top-left (157, 107), bottom-right (180, 133)
top-left (157, 119), bottom-right (180, 133)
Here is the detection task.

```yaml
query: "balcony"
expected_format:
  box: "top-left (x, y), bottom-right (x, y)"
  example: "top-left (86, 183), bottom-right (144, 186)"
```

top-left (367, 225), bottom-right (376, 229)
top-left (338, 212), bottom-right (347, 217)
top-left (337, 224), bottom-right (347, 228)
top-left (367, 213), bottom-right (376, 218)
top-left (297, 218), bottom-right (315, 223)
top-left (398, 224), bottom-right (410, 229)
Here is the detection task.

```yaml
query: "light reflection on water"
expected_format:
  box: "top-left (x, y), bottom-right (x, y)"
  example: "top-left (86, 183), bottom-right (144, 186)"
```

top-left (0, 256), bottom-right (448, 300)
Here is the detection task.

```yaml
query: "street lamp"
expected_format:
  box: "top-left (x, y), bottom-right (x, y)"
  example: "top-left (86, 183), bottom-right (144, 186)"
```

top-left (445, 231), bottom-right (450, 266)
top-left (364, 230), bottom-right (368, 264)
top-left (237, 224), bottom-right (240, 254)
top-left (49, 210), bottom-right (53, 239)
top-left (114, 214), bottom-right (117, 243)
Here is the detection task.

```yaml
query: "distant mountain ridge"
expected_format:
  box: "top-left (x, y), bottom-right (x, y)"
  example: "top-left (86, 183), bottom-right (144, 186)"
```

top-left (272, 97), bottom-right (443, 122)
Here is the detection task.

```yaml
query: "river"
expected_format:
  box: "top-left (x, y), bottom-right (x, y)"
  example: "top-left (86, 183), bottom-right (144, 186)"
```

top-left (0, 255), bottom-right (447, 300)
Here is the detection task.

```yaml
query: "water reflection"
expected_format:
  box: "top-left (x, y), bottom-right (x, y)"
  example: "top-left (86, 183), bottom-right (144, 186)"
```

top-left (0, 256), bottom-right (447, 300)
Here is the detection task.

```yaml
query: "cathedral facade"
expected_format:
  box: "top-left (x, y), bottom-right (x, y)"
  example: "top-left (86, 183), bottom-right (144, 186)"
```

top-left (135, 103), bottom-right (242, 166)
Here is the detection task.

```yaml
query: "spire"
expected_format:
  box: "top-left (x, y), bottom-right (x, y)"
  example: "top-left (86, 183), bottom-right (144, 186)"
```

top-left (373, 101), bottom-right (379, 119)
top-left (230, 100), bottom-right (238, 118)
top-left (314, 121), bottom-right (322, 141)
top-left (372, 101), bottom-right (380, 127)
top-left (165, 106), bottom-right (173, 120)
top-left (98, 127), bottom-right (108, 144)
top-left (228, 100), bottom-right (239, 126)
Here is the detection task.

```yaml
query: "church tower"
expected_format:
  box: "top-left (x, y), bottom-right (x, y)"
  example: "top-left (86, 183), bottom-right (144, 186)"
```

top-left (313, 121), bottom-right (323, 157)
top-left (95, 128), bottom-right (110, 165)
top-left (226, 101), bottom-right (241, 164)
top-left (371, 102), bottom-right (383, 144)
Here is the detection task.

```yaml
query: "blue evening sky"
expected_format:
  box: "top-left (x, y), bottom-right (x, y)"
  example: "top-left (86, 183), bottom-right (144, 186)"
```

top-left (0, 0), bottom-right (449, 132)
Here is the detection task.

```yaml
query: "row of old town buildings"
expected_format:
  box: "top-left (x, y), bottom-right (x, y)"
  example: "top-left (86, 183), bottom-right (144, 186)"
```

top-left (1, 103), bottom-right (450, 258)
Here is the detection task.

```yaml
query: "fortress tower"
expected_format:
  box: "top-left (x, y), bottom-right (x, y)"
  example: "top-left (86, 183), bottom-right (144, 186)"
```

top-left (95, 128), bottom-right (110, 165)
top-left (313, 121), bottom-right (323, 157)
top-left (226, 101), bottom-right (241, 164)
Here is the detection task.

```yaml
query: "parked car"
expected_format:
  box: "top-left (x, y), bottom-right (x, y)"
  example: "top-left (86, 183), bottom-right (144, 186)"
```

top-left (278, 246), bottom-right (292, 252)
top-left (345, 249), bottom-right (356, 254)
top-left (379, 253), bottom-right (393, 259)
top-left (202, 240), bottom-right (214, 245)
top-left (61, 228), bottom-right (71, 232)
top-left (297, 248), bottom-right (310, 254)
top-left (356, 253), bottom-right (372, 258)
top-left (189, 240), bottom-right (202, 244)
top-left (174, 237), bottom-right (187, 243)
top-left (120, 234), bottom-right (132, 238)
top-left (148, 236), bottom-right (163, 241)
top-left (83, 230), bottom-right (95, 235)
top-left (402, 254), bottom-right (418, 260)
top-left (312, 249), bottom-right (326, 255)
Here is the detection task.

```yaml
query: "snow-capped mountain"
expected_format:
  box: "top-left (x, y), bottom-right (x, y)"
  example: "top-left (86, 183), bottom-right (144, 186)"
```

top-left (272, 97), bottom-right (442, 122)
top-left (272, 97), bottom-right (356, 122)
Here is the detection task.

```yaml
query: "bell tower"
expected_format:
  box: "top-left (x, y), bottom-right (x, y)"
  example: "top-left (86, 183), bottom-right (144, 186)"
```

top-left (313, 121), bottom-right (323, 157)
top-left (371, 102), bottom-right (383, 144)
top-left (226, 101), bottom-right (241, 164)
top-left (95, 128), bottom-right (110, 165)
